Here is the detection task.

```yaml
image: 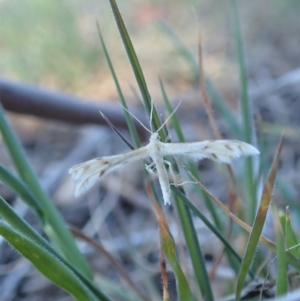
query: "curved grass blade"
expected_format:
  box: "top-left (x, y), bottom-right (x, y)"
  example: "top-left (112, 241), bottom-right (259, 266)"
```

top-left (0, 223), bottom-right (97, 301)
top-left (235, 137), bottom-right (283, 301)
top-left (0, 164), bottom-right (44, 219)
top-left (0, 196), bottom-right (111, 301)
top-left (0, 103), bottom-right (92, 278)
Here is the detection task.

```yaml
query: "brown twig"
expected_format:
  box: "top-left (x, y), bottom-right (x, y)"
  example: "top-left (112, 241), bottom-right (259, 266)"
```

top-left (0, 78), bottom-right (148, 141)
top-left (70, 226), bottom-right (151, 301)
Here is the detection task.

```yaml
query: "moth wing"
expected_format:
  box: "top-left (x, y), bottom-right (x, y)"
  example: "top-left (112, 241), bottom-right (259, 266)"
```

top-left (69, 147), bottom-right (148, 197)
top-left (161, 140), bottom-right (259, 163)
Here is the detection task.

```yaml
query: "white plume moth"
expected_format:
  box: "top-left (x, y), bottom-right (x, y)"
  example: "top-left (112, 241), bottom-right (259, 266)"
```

top-left (69, 106), bottom-right (259, 205)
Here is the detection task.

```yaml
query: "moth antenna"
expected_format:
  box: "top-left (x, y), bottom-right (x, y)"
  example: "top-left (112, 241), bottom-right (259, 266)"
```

top-left (149, 98), bottom-right (154, 132)
top-left (156, 100), bottom-right (182, 133)
top-left (117, 106), bottom-right (152, 134)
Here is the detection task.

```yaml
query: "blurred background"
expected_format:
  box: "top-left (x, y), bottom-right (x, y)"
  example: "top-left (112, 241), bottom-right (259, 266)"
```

top-left (1, 0), bottom-right (300, 300)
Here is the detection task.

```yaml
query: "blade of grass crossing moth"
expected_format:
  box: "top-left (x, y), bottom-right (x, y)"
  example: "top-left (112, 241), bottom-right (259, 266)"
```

top-left (96, 23), bottom-right (141, 148)
top-left (0, 164), bottom-right (44, 219)
top-left (160, 80), bottom-right (243, 275)
top-left (158, 80), bottom-right (214, 298)
top-left (235, 137), bottom-right (283, 301)
top-left (0, 104), bottom-right (92, 278)
top-left (0, 224), bottom-right (98, 301)
top-left (108, 0), bottom-right (163, 137)
top-left (273, 205), bottom-right (288, 296)
top-left (0, 197), bottom-right (111, 301)
top-left (230, 0), bottom-right (258, 223)
top-left (160, 79), bottom-right (224, 242)
top-left (157, 21), bottom-right (241, 136)
top-left (285, 207), bottom-right (300, 258)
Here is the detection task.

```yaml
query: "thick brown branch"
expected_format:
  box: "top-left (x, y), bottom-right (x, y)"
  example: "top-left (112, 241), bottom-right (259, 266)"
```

top-left (0, 78), bottom-right (148, 140)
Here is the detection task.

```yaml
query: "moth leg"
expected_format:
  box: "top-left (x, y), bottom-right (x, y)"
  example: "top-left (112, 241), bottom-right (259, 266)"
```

top-left (145, 162), bottom-right (156, 174)
top-left (163, 159), bottom-right (180, 186)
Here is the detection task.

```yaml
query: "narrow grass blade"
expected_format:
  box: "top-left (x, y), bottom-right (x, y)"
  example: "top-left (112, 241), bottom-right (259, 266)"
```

top-left (285, 207), bottom-right (300, 258)
top-left (173, 192), bottom-right (214, 301)
top-left (0, 197), bottom-right (111, 301)
top-left (172, 187), bottom-right (245, 271)
top-left (230, 0), bottom-right (258, 222)
top-left (0, 223), bottom-right (97, 301)
top-left (230, 0), bottom-right (254, 144)
top-left (235, 137), bottom-right (283, 301)
top-left (100, 112), bottom-right (135, 150)
top-left (161, 80), bottom-right (242, 283)
top-left (0, 104), bottom-right (92, 278)
top-left (160, 80), bottom-right (222, 229)
top-left (148, 187), bottom-right (194, 301)
top-left (273, 205), bottom-right (288, 296)
top-left (97, 23), bottom-right (141, 148)
top-left (108, 0), bottom-right (162, 136)
top-left (0, 164), bottom-right (44, 219)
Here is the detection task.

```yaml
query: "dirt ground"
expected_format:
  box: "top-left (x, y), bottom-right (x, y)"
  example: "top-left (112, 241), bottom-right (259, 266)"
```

top-left (1, 1), bottom-right (300, 300)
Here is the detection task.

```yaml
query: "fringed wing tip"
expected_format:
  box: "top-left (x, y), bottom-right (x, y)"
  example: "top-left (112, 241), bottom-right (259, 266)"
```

top-left (69, 164), bottom-right (100, 198)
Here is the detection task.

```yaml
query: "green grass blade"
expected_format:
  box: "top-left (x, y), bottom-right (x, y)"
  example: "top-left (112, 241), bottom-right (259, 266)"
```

top-left (235, 137), bottom-right (283, 301)
top-left (230, 0), bottom-right (253, 144)
top-left (0, 164), bottom-right (44, 219)
top-left (172, 187), bottom-right (244, 269)
top-left (160, 82), bottom-right (242, 275)
top-left (160, 80), bottom-right (222, 229)
top-left (0, 196), bottom-right (111, 300)
top-left (273, 205), bottom-right (288, 296)
top-left (97, 23), bottom-right (141, 148)
top-left (285, 207), bottom-right (300, 258)
top-left (173, 192), bottom-right (214, 301)
top-left (230, 0), bottom-right (258, 222)
top-left (108, 0), bottom-right (162, 136)
top-left (0, 223), bottom-right (97, 301)
top-left (152, 199), bottom-right (194, 301)
top-left (0, 104), bottom-right (92, 278)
